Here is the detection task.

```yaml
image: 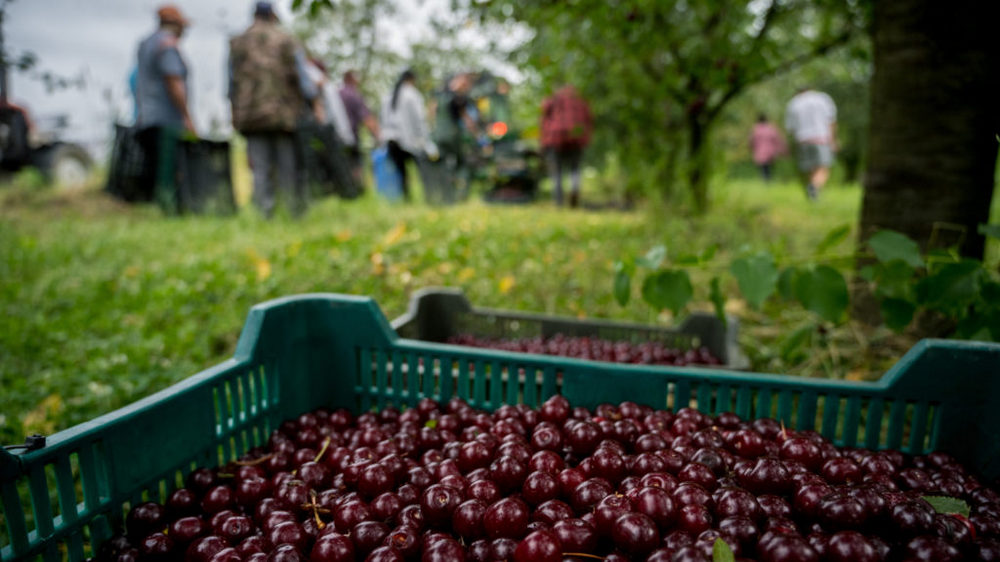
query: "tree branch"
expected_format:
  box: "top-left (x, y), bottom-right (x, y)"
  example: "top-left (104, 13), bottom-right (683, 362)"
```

top-left (751, 0), bottom-right (782, 51)
top-left (705, 28), bottom-right (857, 123)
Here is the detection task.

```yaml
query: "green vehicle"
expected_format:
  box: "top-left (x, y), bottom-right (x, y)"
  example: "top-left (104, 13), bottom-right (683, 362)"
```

top-left (429, 71), bottom-right (541, 204)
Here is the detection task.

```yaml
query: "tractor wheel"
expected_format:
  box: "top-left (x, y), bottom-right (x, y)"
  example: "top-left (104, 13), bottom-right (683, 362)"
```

top-left (33, 143), bottom-right (93, 190)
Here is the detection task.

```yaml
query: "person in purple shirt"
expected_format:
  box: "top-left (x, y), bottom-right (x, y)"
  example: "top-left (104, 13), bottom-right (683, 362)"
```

top-left (338, 70), bottom-right (380, 182)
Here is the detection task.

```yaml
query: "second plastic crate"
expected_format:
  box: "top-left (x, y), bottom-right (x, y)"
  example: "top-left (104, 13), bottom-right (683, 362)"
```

top-left (391, 287), bottom-right (750, 370)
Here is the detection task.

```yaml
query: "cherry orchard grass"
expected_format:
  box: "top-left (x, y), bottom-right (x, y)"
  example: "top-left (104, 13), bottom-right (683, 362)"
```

top-left (445, 334), bottom-right (722, 367)
top-left (100, 396), bottom-right (1000, 562)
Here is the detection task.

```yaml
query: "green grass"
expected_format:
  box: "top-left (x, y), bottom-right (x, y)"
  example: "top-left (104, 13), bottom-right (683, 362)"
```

top-left (0, 173), bottom-right (914, 444)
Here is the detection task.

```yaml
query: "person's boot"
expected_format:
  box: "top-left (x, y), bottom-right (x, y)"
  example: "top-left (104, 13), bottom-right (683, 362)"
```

top-left (569, 192), bottom-right (580, 208)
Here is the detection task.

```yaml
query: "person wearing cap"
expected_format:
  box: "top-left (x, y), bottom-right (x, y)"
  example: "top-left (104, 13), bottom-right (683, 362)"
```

top-left (131, 4), bottom-right (196, 205)
top-left (229, 1), bottom-right (319, 218)
top-left (135, 4), bottom-right (195, 134)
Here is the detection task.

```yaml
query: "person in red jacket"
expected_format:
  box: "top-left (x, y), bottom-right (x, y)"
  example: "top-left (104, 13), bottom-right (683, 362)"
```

top-left (749, 113), bottom-right (787, 182)
top-left (540, 84), bottom-right (592, 208)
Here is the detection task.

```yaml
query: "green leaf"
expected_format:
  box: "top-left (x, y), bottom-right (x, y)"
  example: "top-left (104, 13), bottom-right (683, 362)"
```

top-left (815, 224), bottom-right (851, 255)
top-left (978, 223), bottom-right (1000, 240)
top-left (700, 244), bottom-right (718, 263)
top-left (637, 245), bottom-right (667, 269)
top-left (915, 259), bottom-right (984, 314)
top-left (424, 419), bottom-right (438, 429)
top-left (709, 276), bottom-right (727, 328)
top-left (872, 259), bottom-right (917, 301)
top-left (613, 262), bottom-right (631, 307)
top-left (868, 230), bottom-right (925, 268)
top-left (922, 496), bottom-right (971, 518)
top-left (641, 269), bottom-right (693, 315)
top-left (858, 264), bottom-right (876, 282)
top-left (673, 253), bottom-right (701, 266)
top-left (730, 252), bottom-right (778, 309)
top-left (880, 298), bottom-right (916, 332)
top-left (982, 280), bottom-right (1000, 303)
top-left (712, 537), bottom-right (735, 562)
top-left (794, 265), bottom-right (849, 323)
top-left (955, 312), bottom-right (992, 341)
top-left (779, 324), bottom-right (814, 362)
top-left (778, 266), bottom-right (800, 301)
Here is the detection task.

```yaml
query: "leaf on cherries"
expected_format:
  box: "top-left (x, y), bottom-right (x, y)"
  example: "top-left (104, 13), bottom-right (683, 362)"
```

top-left (923, 495), bottom-right (971, 518)
top-left (712, 537), bottom-right (735, 562)
top-left (424, 419), bottom-right (438, 429)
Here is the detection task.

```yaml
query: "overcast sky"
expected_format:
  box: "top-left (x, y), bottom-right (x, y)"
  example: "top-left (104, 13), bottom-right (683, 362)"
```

top-left (5, 0), bottom-right (448, 155)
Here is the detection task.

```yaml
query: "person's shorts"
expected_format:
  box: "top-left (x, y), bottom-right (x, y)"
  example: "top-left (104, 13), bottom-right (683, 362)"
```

top-left (796, 143), bottom-right (833, 173)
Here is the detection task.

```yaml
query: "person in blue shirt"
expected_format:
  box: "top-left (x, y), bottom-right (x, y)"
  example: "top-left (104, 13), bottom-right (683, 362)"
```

top-left (135, 4), bottom-right (195, 134)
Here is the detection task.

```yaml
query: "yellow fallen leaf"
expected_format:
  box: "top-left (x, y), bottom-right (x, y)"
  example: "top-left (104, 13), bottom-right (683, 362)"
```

top-left (370, 252), bottom-right (386, 275)
top-left (437, 262), bottom-right (454, 274)
top-left (845, 370), bottom-right (865, 382)
top-left (458, 267), bottom-right (476, 282)
top-left (124, 265), bottom-right (141, 277)
top-left (383, 222), bottom-right (407, 246)
top-left (254, 258), bottom-right (272, 281)
top-left (499, 275), bottom-right (516, 294)
top-left (573, 250), bottom-right (587, 264)
top-left (725, 299), bottom-right (747, 314)
top-left (287, 241), bottom-right (302, 258)
top-left (336, 229), bottom-right (353, 242)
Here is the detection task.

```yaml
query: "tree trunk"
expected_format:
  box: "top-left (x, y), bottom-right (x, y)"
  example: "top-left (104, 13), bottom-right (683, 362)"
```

top-left (859, 1), bottom-right (1000, 259)
top-left (687, 112), bottom-right (711, 213)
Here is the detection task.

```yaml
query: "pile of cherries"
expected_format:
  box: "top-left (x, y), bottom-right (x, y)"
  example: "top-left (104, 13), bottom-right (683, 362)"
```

top-left (100, 396), bottom-right (1000, 562)
top-left (445, 334), bottom-right (722, 367)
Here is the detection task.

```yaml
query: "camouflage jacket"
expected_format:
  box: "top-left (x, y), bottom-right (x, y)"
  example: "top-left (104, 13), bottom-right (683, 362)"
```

top-left (229, 21), bottom-right (305, 133)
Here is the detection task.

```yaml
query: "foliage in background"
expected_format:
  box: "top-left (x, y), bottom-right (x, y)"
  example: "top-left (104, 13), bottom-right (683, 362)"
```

top-left (718, 43), bottom-right (872, 184)
top-left (464, 0), bottom-right (870, 211)
top-left (291, 0), bottom-right (530, 147)
top-left (290, 0), bottom-right (875, 206)
top-left (615, 225), bottom-right (1000, 360)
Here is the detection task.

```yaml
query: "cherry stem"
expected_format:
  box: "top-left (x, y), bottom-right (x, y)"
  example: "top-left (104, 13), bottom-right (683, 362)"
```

top-left (309, 490), bottom-right (326, 529)
top-left (563, 553), bottom-right (605, 560)
top-left (313, 437), bottom-right (332, 464)
top-left (235, 453), bottom-right (274, 467)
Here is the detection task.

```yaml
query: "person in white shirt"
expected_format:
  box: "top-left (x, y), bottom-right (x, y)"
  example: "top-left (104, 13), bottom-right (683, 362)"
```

top-left (381, 69), bottom-right (438, 201)
top-left (304, 58), bottom-right (355, 147)
top-left (785, 87), bottom-right (837, 200)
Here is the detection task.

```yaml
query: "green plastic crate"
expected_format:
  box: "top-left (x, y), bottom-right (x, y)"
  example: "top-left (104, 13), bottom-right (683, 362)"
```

top-left (2, 293), bottom-right (1000, 561)
top-left (391, 287), bottom-right (749, 370)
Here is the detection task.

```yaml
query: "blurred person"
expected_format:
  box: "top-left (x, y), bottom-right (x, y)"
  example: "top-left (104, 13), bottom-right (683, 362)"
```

top-left (229, 1), bottom-right (318, 218)
top-left (438, 71), bottom-right (482, 200)
top-left (540, 84), bottom-right (592, 208)
top-left (135, 4), bottom-right (195, 135)
top-left (749, 113), bottom-right (786, 182)
top-left (131, 5), bottom-right (195, 204)
top-left (380, 68), bottom-right (438, 201)
top-left (785, 87), bottom-right (837, 200)
top-left (304, 58), bottom-right (354, 146)
top-left (339, 70), bottom-right (380, 182)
